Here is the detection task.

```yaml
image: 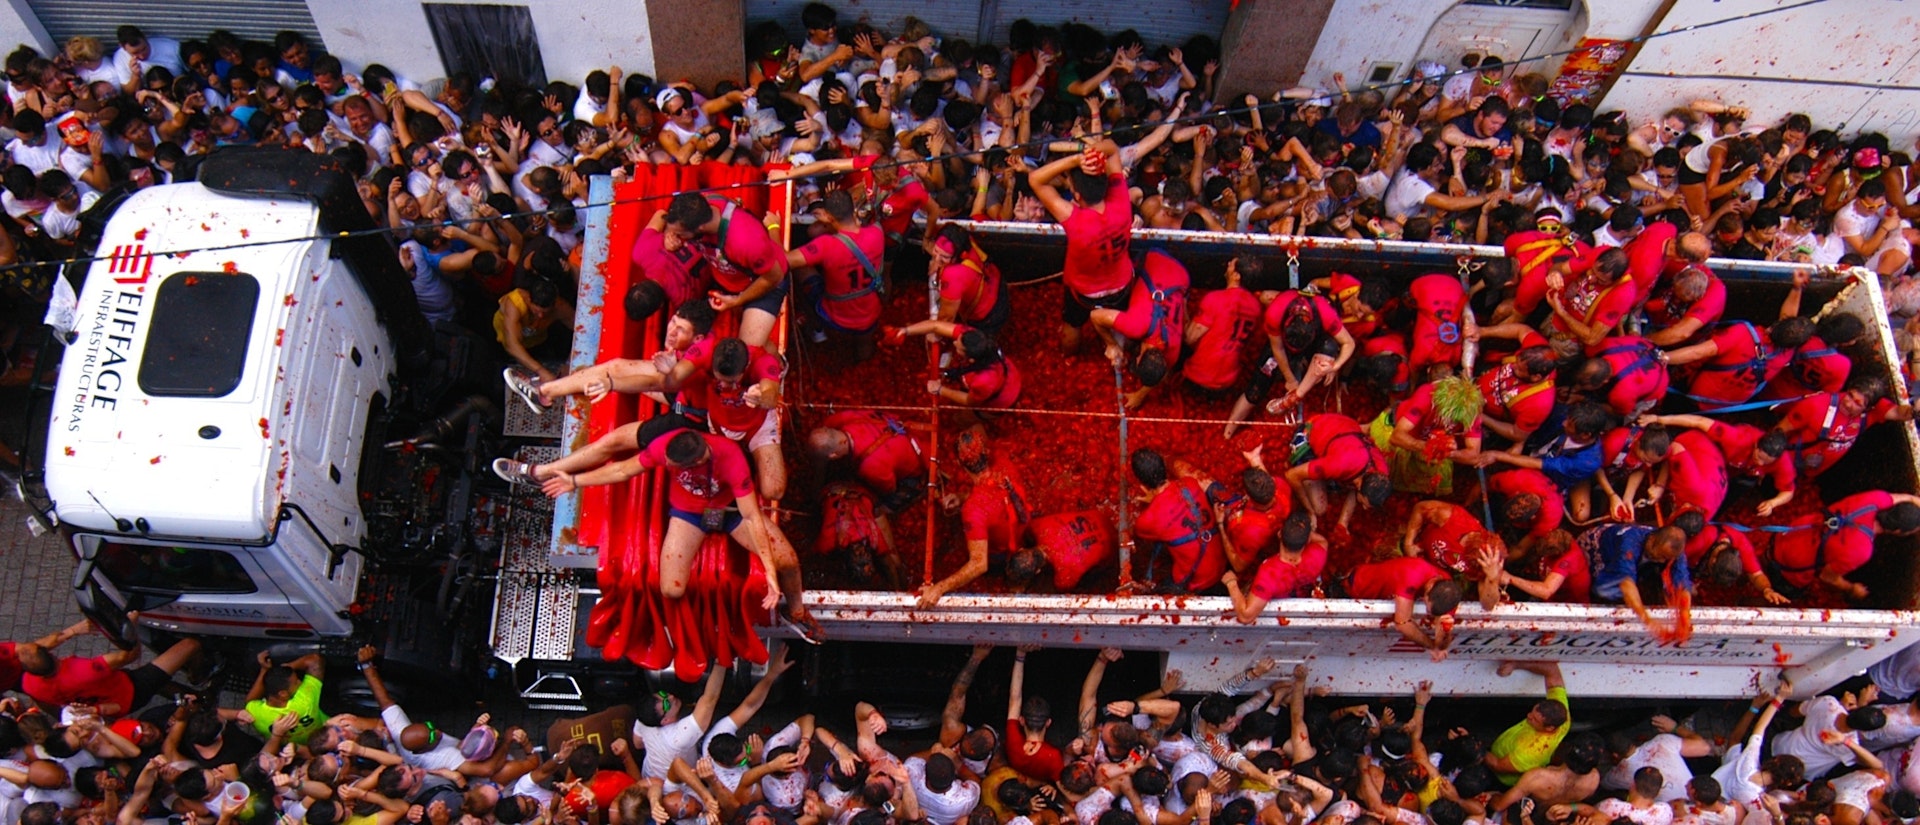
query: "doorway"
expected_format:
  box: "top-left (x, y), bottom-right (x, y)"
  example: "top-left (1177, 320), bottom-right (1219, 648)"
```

top-left (1414, 0), bottom-right (1587, 80)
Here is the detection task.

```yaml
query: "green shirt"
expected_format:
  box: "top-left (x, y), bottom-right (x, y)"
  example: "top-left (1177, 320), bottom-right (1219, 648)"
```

top-left (245, 674), bottom-right (325, 744)
top-left (1489, 685), bottom-right (1568, 784)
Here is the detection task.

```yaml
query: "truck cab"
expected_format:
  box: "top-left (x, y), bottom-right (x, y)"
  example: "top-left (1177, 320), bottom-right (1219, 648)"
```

top-left (42, 150), bottom-right (433, 653)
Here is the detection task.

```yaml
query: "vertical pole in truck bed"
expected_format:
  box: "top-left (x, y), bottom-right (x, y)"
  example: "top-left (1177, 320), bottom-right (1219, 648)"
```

top-left (1114, 360), bottom-right (1132, 588)
top-left (924, 249), bottom-right (941, 588)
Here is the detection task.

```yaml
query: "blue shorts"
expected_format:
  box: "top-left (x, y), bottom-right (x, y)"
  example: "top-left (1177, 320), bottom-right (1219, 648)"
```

top-left (738, 277), bottom-right (791, 317)
top-left (668, 506), bottom-right (743, 535)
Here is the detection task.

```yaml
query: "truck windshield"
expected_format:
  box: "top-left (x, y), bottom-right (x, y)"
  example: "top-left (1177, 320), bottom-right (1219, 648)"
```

top-left (93, 539), bottom-right (257, 595)
top-left (138, 271), bottom-right (260, 397)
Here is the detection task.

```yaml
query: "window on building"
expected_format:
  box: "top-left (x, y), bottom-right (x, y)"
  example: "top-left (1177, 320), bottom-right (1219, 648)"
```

top-left (423, 3), bottom-right (548, 88)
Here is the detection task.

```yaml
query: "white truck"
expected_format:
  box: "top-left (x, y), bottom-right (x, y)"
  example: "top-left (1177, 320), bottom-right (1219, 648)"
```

top-left (35, 148), bottom-right (548, 702)
top-left (31, 153), bottom-right (1920, 709)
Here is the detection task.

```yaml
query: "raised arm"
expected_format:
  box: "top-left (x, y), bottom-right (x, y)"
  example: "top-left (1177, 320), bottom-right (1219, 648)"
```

top-left (940, 644), bottom-right (993, 748)
top-left (1026, 154), bottom-right (1083, 223)
top-left (723, 646), bottom-right (793, 728)
top-left (1079, 648), bottom-right (1123, 736)
top-left (691, 663), bottom-right (727, 730)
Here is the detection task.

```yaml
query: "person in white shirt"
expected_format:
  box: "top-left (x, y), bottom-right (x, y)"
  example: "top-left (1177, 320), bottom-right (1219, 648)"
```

top-left (907, 752), bottom-right (980, 825)
top-left (63, 37), bottom-right (117, 87)
top-left (358, 645), bottom-right (511, 775)
top-left (1602, 718), bottom-right (1712, 803)
top-left (110, 26), bottom-right (184, 88)
top-left (1871, 643), bottom-right (1920, 701)
top-left (635, 647), bottom-right (793, 782)
top-left (1772, 695), bottom-right (1887, 779)
top-left (1593, 767), bottom-right (1675, 825)
top-left (1385, 143), bottom-right (1496, 224)
top-left (36, 171), bottom-right (97, 242)
top-left (633, 666), bottom-right (728, 781)
top-left (330, 96), bottom-right (397, 167)
top-left (6, 112), bottom-right (60, 176)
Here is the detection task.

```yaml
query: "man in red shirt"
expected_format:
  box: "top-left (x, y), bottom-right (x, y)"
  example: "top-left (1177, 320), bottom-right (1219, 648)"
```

top-left (1498, 529), bottom-right (1589, 604)
top-left (1670, 511), bottom-right (1784, 605)
top-left (1224, 287), bottom-right (1354, 438)
top-left (1004, 645), bottom-right (1063, 783)
top-left (1592, 423), bottom-right (1671, 523)
top-left (1221, 512), bottom-right (1327, 623)
top-left (930, 225), bottom-right (1008, 336)
top-left (1501, 211), bottom-right (1590, 320)
top-left (1341, 556), bottom-right (1472, 661)
top-left (1406, 273), bottom-right (1475, 377)
top-left (1774, 375), bottom-right (1919, 478)
top-left (1401, 500), bottom-right (1501, 581)
top-left (1277, 413), bottom-right (1391, 528)
top-left (1761, 490), bottom-right (1920, 600)
top-left (1762, 311), bottom-right (1864, 401)
top-left (1093, 248), bottom-right (1189, 410)
top-left (919, 430), bottom-right (1032, 608)
top-left (1664, 318), bottom-right (1809, 410)
top-left (890, 320), bottom-right (1023, 409)
top-left (537, 428), bottom-right (805, 626)
top-left (1546, 247), bottom-right (1637, 353)
top-left (679, 338), bottom-right (787, 500)
top-left (1620, 217), bottom-right (1681, 299)
top-left (1644, 413), bottom-right (1797, 516)
top-left (1008, 511), bottom-right (1118, 593)
top-left (1642, 263), bottom-right (1726, 346)
top-left (0, 621), bottom-right (90, 696)
top-left (806, 409), bottom-right (927, 514)
top-left (1210, 450), bottom-right (1291, 577)
top-left (1487, 468), bottom-right (1563, 559)
top-left (1571, 335), bottom-right (1668, 417)
top-left (1476, 344), bottom-right (1557, 445)
top-left (1028, 141), bottom-right (1134, 354)
top-left (1128, 448), bottom-right (1227, 594)
top-left (661, 192), bottom-right (790, 348)
top-left (1663, 429), bottom-right (1728, 518)
top-left (1183, 256), bottom-right (1264, 393)
top-left (626, 211), bottom-right (711, 322)
top-left (1311, 272), bottom-right (1389, 341)
top-left (789, 191), bottom-right (886, 357)
top-left (19, 624), bottom-right (202, 718)
top-left (815, 481), bottom-right (901, 589)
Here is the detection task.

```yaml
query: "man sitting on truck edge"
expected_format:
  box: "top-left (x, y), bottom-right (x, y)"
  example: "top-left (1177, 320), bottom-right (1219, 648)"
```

top-left (518, 426), bottom-right (815, 636)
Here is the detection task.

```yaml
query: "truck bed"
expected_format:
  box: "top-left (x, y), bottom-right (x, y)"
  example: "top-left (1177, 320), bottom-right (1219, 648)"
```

top-left (552, 175), bottom-right (1920, 698)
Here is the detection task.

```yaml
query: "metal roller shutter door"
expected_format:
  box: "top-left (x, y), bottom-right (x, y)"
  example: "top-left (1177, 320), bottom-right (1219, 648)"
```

top-left (744, 0), bottom-right (1229, 53)
top-left (25, 0), bottom-right (326, 51)
top-left (981, 0), bottom-right (1233, 50)
top-left (746, 0), bottom-right (981, 46)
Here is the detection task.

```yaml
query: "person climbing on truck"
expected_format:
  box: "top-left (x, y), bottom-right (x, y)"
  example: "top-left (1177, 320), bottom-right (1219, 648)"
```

top-left (536, 427), bottom-right (813, 636)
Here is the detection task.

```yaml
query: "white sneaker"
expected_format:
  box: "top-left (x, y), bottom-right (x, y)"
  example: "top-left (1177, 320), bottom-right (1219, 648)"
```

top-left (503, 367), bottom-right (547, 414)
top-left (492, 458), bottom-right (542, 487)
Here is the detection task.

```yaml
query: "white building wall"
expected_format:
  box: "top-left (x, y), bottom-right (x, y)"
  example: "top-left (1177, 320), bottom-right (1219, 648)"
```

top-left (1601, 0), bottom-right (1920, 141)
top-left (0, 0), bottom-right (52, 55)
top-left (304, 0), bottom-right (655, 88)
top-left (523, 0), bottom-right (655, 88)
top-left (303, 0), bottom-right (441, 82)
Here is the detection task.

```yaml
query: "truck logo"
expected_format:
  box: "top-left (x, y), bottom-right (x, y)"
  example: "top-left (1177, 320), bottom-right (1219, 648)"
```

top-left (106, 244), bottom-right (153, 284)
top-left (65, 253), bottom-right (152, 432)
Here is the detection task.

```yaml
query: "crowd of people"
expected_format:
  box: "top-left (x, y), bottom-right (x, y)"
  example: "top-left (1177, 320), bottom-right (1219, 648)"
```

top-left (6, 621), bottom-right (1920, 825)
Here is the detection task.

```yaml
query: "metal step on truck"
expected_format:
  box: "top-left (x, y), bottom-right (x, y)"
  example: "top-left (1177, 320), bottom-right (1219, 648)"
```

top-left (27, 150), bottom-right (1920, 712)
